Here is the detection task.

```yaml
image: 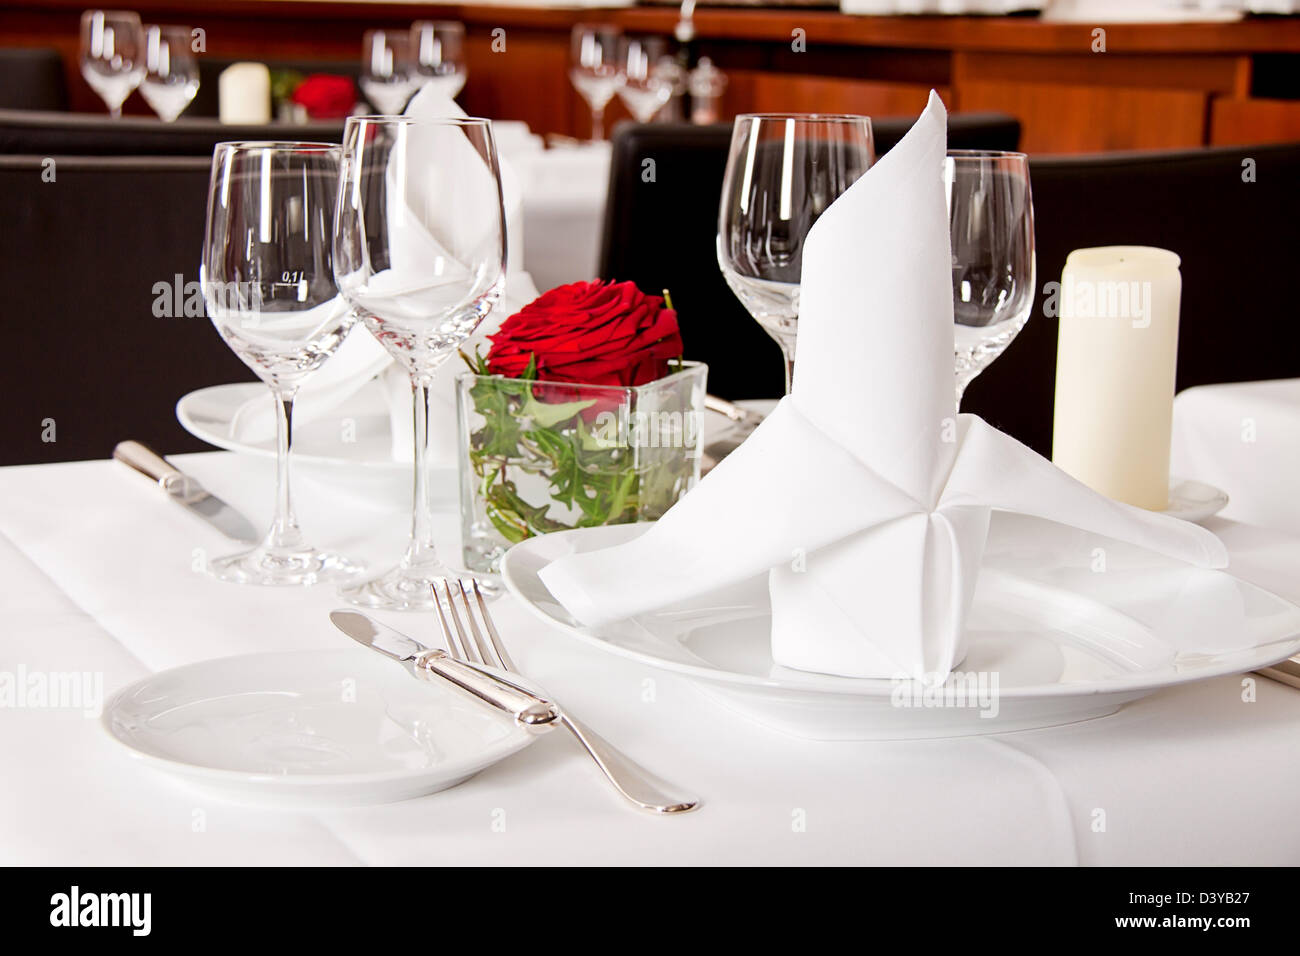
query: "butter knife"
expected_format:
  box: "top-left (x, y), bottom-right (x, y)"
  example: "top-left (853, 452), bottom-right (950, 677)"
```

top-left (329, 610), bottom-right (560, 731)
top-left (113, 440), bottom-right (259, 543)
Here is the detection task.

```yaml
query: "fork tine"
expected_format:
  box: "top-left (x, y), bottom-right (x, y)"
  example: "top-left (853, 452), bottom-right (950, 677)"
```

top-left (429, 582), bottom-right (466, 659)
top-left (456, 579), bottom-right (502, 670)
top-left (440, 580), bottom-right (481, 664)
top-left (470, 579), bottom-right (519, 673)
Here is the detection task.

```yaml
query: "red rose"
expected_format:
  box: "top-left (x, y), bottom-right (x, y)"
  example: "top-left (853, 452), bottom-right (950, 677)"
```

top-left (487, 280), bottom-right (683, 392)
top-left (291, 74), bottom-right (356, 119)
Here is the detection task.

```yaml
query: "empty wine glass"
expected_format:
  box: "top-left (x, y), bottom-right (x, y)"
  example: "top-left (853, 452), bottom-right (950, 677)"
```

top-left (411, 20), bottom-right (466, 99)
top-left (201, 142), bottom-right (362, 586)
top-left (140, 25), bottom-right (199, 122)
top-left (333, 116), bottom-right (506, 609)
top-left (945, 150), bottom-right (1035, 405)
top-left (569, 24), bottom-right (621, 141)
top-left (616, 35), bottom-right (671, 123)
top-left (718, 114), bottom-right (874, 393)
top-left (360, 29), bottom-right (417, 114)
top-left (79, 9), bottom-right (145, 118)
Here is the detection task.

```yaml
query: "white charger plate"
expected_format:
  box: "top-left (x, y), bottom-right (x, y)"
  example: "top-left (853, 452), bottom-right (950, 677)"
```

top-left (502, 517), bottom-right (1300, 740)
top-left (102, 650), bottom-right (535, 807)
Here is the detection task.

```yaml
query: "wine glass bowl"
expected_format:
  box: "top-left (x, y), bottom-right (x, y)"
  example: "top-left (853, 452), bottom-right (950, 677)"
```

top-left (569, 24), bottom-right (621, 141)
top-left (359, 29), bottom-right (417, 114)
top-left (140, 24), bottom-right (198, 122)
top-left (411, 20), bottom-right (467, 100)
top-left (79, 9), bottom-right (145, 118)
top-left (616, 35), bottom-right (672, 124)
top-left (333, 116), bottom-right (506, 609)
top-left (945, 150), bottom-right (1035, 404)
top-left (201, 142), bottom-right (362, 586)
top-left (717, 113), bottom-right (874, 393)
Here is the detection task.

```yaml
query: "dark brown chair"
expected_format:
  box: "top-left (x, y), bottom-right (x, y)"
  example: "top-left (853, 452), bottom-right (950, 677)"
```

top-left (0, 155), bottom-right (255, 465)
top-left (0, 109), bottom-right (345, 157)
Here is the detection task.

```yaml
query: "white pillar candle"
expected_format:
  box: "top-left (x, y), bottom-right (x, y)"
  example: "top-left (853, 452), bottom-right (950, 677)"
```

top-left (1052, 245), bottom-right (1181, 511)
top-left (218, 62), bottom-right (271, 125)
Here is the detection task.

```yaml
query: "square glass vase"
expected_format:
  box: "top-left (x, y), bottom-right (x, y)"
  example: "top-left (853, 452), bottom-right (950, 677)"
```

top-left (457, 361), bottom-right (707, 573)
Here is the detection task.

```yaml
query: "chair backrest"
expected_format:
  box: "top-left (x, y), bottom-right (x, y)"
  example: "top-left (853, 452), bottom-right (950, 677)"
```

top-left (0, 48), bottom-right (68, 111)
top-left (598, 113), bottom-right (1021, 399)
top-left (0, 109), bottom-right (345, 157)
top-left (961, 141), bottom-right (1300, 455)
top-left (0, 155), bottom-right (255, 465)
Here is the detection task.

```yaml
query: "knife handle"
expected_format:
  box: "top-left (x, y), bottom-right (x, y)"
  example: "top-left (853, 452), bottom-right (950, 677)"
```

top-left (114, 441), bottom-right (181, 486)
top-left (413, 649), bottom-right (560, 733)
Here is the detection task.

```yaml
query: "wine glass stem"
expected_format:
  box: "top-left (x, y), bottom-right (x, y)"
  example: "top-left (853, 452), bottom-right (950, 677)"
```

top-left (109, 104), bottom-right (122, 120)
top-left (591, 104), bottom-right (605, 142)
top-left (782, 348), bottom-right (796, 396)
top-left (266, 385), bottom-right (304, 551)
top-left (405, 375), bottom-right (440, 571)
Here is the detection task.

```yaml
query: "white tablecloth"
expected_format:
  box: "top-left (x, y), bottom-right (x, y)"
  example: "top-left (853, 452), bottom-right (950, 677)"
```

top-left (1172, 379), bottom-right (1300, 536)
top-left (515, 144), bottom-right (611, 293)
top-left (2, 420), bottom-right (1299, 865)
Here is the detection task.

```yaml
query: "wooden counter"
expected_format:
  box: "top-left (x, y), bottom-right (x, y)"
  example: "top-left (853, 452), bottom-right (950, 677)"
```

top-left (4, 0), bottom-right (1299, 150)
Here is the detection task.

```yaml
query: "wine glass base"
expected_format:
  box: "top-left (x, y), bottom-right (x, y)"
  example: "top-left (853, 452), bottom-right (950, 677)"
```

top-left (208, 546), bottom-right (364, 587)
top-left (339, 562), bottom-right (498, 610)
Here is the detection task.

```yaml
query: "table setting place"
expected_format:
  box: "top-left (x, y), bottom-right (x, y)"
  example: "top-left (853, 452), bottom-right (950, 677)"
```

top-left (4, 83), bottom-right (1300, 874)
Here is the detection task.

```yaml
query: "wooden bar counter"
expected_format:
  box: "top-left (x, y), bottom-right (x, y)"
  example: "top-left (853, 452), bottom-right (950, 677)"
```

top-left (3, 0), bottom-right (1299, 150)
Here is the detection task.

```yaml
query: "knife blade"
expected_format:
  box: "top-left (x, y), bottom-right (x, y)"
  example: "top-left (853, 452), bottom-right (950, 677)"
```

top-left (113, 440), bottom-right (259, 544)
top-left (329, 610), bottom-right (559, 731)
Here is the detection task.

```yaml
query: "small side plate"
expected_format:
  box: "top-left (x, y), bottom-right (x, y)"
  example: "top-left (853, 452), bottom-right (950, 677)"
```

top-left (1164, 478), bottom-right (1229, 524)
top-left (102, 649), bottom-right (535, 808)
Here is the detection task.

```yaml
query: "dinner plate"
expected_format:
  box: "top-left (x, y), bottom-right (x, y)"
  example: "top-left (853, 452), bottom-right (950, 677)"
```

top-left (102, 650), bottom-right (535, 807)
top-left (502, 517), bottom-right (1300, 740)
top-left (177, 381), bottom-right (439, 505)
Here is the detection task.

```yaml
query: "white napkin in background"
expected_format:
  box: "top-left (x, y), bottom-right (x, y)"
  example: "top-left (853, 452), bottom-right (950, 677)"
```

top-left (231, 88), bottom-right (540, 466)
top-left (539, 91), bottom-right (1228, 683)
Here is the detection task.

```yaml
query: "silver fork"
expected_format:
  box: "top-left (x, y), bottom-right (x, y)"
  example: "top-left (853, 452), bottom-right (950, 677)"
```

top-left (430, 580), bottom-right (699, 815)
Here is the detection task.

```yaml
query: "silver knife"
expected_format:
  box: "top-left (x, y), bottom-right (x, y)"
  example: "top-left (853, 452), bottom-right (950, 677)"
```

top-left (329, 610), bottom-right (560, 732)
top-left (113, 440), bottom-right (259, 544)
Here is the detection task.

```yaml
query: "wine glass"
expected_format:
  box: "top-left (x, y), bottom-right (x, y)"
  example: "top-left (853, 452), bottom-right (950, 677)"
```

top-left (616, 35), bottom-right (672, 124)
top-left (333, 116), bottom-right (506, 609)
top-left (569, 24), bottom-right (621, 141)
top-left (79, 9), bottom-right (145, 118)
top-left (717, 114), bottom-right (874, 393)
top-left (201, 142), bottom-right (363, 586)
top-left (411, 20), bottom-right (467, 99)
top-left (945, 150), bottom-right (1036, 405)
top-left (359, 29), bottom-right (417, 114)
top-left (140, 25), bottom-right (199, 122)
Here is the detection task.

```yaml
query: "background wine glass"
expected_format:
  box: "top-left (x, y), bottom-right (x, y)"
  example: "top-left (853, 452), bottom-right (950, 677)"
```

top-left (359, 29), bottom-right (417, 114)
top-left (79, 9), bottom-right (145, 118)
top-left (201, 142), bottom-right (362, 586)
top-left (411, 20), bottom-right (466, 99)
top-left (616, 35), bottom-right (671, 123)
top-left (717, 114), bottom-right (874, 393)
top-left (945, 150), bottom-right (1035, 405)
top-left (569, 24), bottom-right (621, 141)
top-left (140, 24), bottom-right (199, 122)
top-left (333, 116), bottom-right (506, 609)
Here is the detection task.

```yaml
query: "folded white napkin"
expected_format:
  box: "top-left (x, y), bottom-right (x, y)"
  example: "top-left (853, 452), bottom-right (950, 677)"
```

top-left (231, 88), bottom-right (540, 465)
top-left (539, 91), bottom-right (1228, 682)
